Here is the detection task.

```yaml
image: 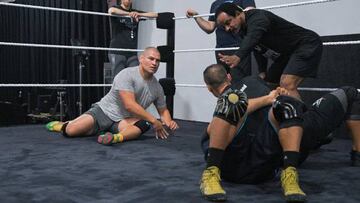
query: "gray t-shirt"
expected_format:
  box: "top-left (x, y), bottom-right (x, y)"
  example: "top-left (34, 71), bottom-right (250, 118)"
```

top-left (97, 66), bottom-right (166, 121)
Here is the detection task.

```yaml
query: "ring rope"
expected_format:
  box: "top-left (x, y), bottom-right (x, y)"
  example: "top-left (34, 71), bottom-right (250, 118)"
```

top-left (1, 40), bottom-right (359, 53)
top-left (0, 83), bottom-right (358, 92)
top-left (174, 40), bottom-right (360, 53)
top-left (176, 85), bottom-right (350, 92)
top-left (260, 0), bottom-right (337, 10)
top-left (173, 0), bottom-right (339, 20)
top-left (0, 0), bottom-right (337, 21)
top-left (0, 42), bottom-right (144, 52)
top-left (0, 84), bottom-right (112, 87)
top-left (0, 2), bottom-right (152, 20)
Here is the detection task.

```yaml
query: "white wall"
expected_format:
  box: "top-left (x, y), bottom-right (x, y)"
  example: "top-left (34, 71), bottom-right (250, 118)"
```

top-left (134, 0), bottom-right (360, 122)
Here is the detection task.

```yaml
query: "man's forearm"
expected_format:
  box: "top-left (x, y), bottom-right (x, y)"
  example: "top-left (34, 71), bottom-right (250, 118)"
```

top-left (159, 109), bottom-right (173, 125)
top-left (194, 18), bottom-right (216, 34)
top-left (108, 7), bottom-right (128, 15)
top-left (247, 95), bottom-right (273, 113)
top-left (140, 12), bottom-right (158, 18)
top-left (126, 103), bottom-right (158, 124)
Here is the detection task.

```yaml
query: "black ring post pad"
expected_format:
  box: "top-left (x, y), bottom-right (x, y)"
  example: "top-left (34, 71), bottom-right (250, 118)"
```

top-left (159, 78), bottom-right (176, 96)
top-left (157, 45), bottom-right (174, 63)
top-left (156, 12), bottom-right (175, 29)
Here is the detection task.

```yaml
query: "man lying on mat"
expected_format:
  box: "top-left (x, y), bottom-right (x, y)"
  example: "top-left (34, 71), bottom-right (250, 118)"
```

top-left (199, 64), bottom-right (360, 202)
top-left (46, 47), bottom-right (179, 145)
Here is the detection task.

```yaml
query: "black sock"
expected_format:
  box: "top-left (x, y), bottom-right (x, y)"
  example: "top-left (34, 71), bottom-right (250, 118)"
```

top-left (61, 122), bottom-right (70, 138)
top-left (206, 148), bottom-right (224, 168)
top-left (283, 151), bottom-right (300, 168)
top-left (351, 150), bottom-right (360, 160)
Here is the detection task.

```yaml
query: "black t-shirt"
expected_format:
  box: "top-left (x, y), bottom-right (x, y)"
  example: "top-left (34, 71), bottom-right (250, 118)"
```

top-left (235, 9), bottom-right (321, 59)
top-left (209, 0), bottom-right (256, 48)
top-left (109, 5), bottom-right (144, 54)
top-left (232, 76), bottom-right (270, 98)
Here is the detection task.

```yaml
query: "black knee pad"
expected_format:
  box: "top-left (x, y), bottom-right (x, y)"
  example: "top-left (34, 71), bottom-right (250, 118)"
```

top-left (61, 121), bottom-right (72, 138)
top-left (134, 120), bottom-right (151, 134)
top-left (272, 95), bottom-right (307, 129)
top-left (335, 86), bottom-right (360, 120)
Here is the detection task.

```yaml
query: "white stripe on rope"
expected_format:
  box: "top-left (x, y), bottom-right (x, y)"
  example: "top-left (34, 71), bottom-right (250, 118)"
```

top-left (176, 84), bottom-right (344, 92)
top-left (0, 2), bottom-right (152, 20)
top-left (1, 40), bottom-right (359, 53)
top-left (0, 84), bottom-right (112, 87)
top-left (298, 87), bottom-right (338, 92)
top-left (0, 42), bottom-right (143, 52)
top-left (173, 0), bottom-right (338, 20)
top-left (323, 41), bottom-right (360, 46)
top-left (261, 0), bottom-right (338, 10)
top-left (0, 0), bottom-right (338, 21)
top-left (0, 83), bottom-right (358, 92)
top-left (174, 40), bottom-right (360, 53)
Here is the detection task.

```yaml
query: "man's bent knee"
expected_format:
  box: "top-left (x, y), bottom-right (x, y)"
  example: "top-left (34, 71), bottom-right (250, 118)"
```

top-left (336, 86), bottom-right (360, 120)
top-left (134, 120), bottom-right (151, 134)
top-left (280, 75), bottom-right (303, 91)
top-left (272, 95), bottom-right (306, 129)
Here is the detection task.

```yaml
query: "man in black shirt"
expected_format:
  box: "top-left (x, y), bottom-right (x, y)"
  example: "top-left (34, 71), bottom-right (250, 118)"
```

top-left (108, 0), bottom-right (158, 80)
top-left (186, 0), bottom-right (259, 82)
top-left (214, 3), bottom-right (323, 99)
top-left (200, 64), bottom-right (360, 202)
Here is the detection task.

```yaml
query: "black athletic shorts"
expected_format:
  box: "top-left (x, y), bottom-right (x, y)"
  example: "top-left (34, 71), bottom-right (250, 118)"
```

top-left (300, 91), bottom-right (347, 151)
top-left (265, 38), bottom-right (323, 83)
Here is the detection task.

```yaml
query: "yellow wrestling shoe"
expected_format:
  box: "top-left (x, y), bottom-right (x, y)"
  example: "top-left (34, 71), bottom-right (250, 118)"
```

top-left (45, 121), bottom-right (63, 132)
top-left (200, 166), bottom-right (226, 202)
top-left (281, 166), bottom-right (307, 202)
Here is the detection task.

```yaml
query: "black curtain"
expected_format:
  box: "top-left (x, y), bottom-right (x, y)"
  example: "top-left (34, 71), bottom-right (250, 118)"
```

top-left (0, 0), bottom-right (110, 119)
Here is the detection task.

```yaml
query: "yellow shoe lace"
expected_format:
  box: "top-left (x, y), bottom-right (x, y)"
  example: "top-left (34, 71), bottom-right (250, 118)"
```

top-left (200, 166), bottom-right (226, 195)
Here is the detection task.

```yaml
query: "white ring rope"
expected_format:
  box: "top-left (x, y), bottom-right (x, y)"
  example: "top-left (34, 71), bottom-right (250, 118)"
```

top-left (173, 0), bottom-right (338, 20)
top-left (1, 0), bottom-right (337, 21)
top-left (1, 40), bottom-right (359, 53)
top-left (0, 2), bottom-right (152, 20)
top-left (0, 42), bottom-right (143, 52)
top-left (174, 40), bottom-right (360, 53)
top-left (0, 84), bottom-right (112, 87)
top-left (260, 0), bottom-right (338, 10)
top-left (176, 84), bottom-right (351, 92)
top-left (0, 83), bottom-right (358, 92)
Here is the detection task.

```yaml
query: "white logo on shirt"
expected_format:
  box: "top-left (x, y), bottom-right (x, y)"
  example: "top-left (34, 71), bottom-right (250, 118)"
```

top-left (240, 84), bottom-right (247, 92)
top-left (313, 97), bottom-right (325, 108)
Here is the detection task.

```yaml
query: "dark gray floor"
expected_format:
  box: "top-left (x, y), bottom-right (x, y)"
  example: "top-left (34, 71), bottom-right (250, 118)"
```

top-left (0, 120), bottom-right (359, 203)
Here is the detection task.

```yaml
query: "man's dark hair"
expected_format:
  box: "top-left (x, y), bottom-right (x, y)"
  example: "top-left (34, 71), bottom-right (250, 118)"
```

top-left (215, 2), bottom-right (243, 20)
top-left (203, 64), bottom-right (228, 89)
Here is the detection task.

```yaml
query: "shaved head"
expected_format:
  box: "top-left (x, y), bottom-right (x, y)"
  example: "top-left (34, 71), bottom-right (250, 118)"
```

top-left (203, 64), bottom-right (228, 89)
top-left (142, 47), bottom-right (160, 58)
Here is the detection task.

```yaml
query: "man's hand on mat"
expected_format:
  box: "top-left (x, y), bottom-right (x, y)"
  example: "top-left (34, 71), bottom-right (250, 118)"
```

top-left (153, 119), bottom-right (169, 139)
top-left (165, 120), bottom-right (179, 131)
